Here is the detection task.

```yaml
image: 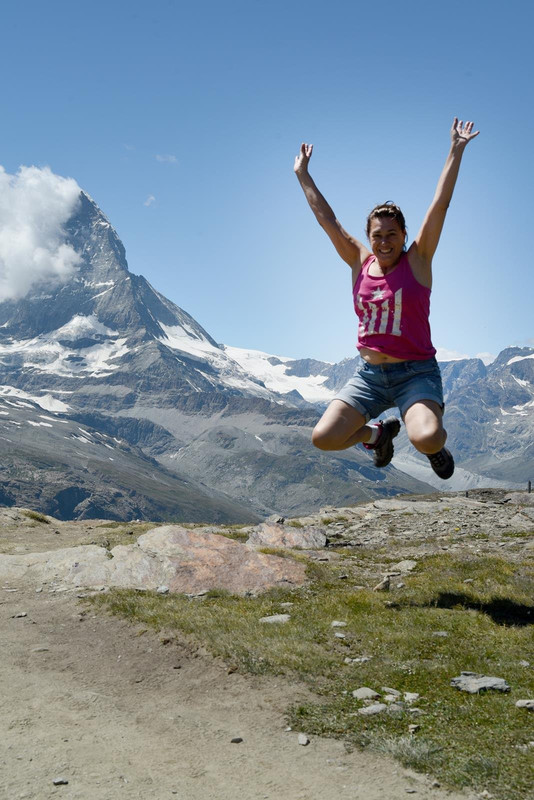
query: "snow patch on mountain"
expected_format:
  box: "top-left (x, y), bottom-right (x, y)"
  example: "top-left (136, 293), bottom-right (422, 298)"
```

top-left (158, 324), bottom-right (275, 399)
top-left (0, 327), bottom-right (129, 379)
top-left (507, 353), bottom-right (534, 365)
top-left (0, 386), bottom-right (70, 413)
top-left (224, 345), bottom-right (336, 403)
top-left (50, 314), bottom-right (119, 341)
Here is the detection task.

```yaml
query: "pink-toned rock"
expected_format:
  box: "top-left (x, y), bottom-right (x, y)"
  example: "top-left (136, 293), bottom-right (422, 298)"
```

top-left (247, 522), bottom-right (326, 550)
top-left (119, 526), bottom-right (307, 595)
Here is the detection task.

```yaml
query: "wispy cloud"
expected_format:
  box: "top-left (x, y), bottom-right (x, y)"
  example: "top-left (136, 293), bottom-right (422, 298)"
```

top-left (144, 194), bottom-right (156, 207)
top-left (475, 351), bottom-right (496, 365)
top-left (155, 154), bottom-right (177, 164)
top-left (436, 346), bottom-right (496, 365)
top-left (435, 347), bottom-right (470, 362)
top-left (0, 165), bottom-right (81, 302)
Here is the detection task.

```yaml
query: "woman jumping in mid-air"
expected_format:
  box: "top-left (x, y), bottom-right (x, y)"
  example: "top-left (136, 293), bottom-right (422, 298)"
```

top-left (294, 118), bottom-right (479, 479)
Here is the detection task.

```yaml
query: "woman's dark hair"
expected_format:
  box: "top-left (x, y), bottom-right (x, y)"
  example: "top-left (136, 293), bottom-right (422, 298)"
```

top-left (366, 202), bottom-right (407, 238)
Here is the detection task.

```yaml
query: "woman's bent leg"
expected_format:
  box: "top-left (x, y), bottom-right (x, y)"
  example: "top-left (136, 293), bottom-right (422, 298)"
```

top-left (312, 400), bottom-right (371, 451)
top-left (403, 400), bottom-right (446, 454)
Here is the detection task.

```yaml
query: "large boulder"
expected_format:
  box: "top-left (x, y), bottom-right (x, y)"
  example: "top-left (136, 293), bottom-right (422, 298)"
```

top-left (0, 526), bottom-right (307, 596)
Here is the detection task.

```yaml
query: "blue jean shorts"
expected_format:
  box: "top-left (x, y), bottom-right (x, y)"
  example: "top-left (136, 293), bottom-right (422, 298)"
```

top-left (334, 357), bottom-right (444, 422)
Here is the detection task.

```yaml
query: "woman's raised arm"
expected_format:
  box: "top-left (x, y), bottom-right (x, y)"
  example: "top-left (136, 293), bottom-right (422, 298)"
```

top-left (413, 118), bottom-right (480, 271)
top-left (294, 143), bottom-right (369, 273)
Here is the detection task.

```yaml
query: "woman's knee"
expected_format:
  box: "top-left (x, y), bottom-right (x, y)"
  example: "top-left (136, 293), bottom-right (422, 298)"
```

top-left (408, 425), bottom-right (446, 454)
top-left (312, 424), bottom-right (338, 450)
top-left (311, 401), bottom-right (367, 451)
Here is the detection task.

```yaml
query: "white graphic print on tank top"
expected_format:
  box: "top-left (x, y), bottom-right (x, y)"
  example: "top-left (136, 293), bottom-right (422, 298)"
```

top-left (356, 288), bottom-right (403, 337)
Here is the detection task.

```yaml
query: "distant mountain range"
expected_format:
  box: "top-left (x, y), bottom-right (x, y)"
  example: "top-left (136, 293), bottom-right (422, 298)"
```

top-left (0, 191), bottom-right (531, 520)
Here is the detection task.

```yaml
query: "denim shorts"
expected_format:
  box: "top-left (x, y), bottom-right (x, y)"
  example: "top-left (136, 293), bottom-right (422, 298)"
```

top-left (334, 357), bottom-right (444, 422)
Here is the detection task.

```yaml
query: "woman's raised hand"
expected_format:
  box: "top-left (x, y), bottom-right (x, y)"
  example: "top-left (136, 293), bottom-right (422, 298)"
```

top-left (451, 118), bottom-right (480, 146)
top-left (294, 143), bottom-right (313, 175)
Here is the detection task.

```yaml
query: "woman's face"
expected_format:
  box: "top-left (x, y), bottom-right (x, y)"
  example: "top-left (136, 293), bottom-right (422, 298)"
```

top-left (368, 217), bottom-right (406, 269)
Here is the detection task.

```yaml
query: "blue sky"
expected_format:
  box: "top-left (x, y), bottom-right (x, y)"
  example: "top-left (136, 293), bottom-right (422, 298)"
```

top-left (1, 0), bottom-right (532, 363)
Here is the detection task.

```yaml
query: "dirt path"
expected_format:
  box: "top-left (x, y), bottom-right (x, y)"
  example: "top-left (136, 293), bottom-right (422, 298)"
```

top-left (0, 579), bottom-right (474, 800)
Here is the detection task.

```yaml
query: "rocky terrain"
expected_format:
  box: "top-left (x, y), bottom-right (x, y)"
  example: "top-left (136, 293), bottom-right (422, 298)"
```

top-left (1, 489), bottom-right (532, 594)
top-left (4, 490), bottom-right (531, 800)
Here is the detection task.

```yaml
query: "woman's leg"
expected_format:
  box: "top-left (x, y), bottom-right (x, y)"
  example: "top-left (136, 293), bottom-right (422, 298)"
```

top-left (312, 400), bottom-right (371, 451)
top-left (403, 399), bottom-right (446, 454)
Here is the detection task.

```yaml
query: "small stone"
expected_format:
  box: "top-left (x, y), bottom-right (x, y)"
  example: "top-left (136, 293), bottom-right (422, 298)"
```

top-left (405, 790), bottom-right (417, 794)
top-left (432, 779), bottom-right (441, 787)
top-left (463, 578), bottom-right (474, 584)
top-left (408, 724), bottom-right (420, 734)
top-left (352, 686), bottom-right (379, 700)
top-left (284, 726), bottom-right (292, 732)
top-left (515, 699), bottom-right (534, 711)
top-left (358, 703), bottom-right (387, 716)
top-left (451, 672), bottom-right (511, 694)
top-left (13, 612), bottom-right (27, 618)
top-left (230, 737), bottom-right (243, 743)
top-left (404, 692), bottom-right (420, 705)
top-left (397, 582), bottom-right (405, 589)
top-left (334, 632), bottom-right (346, 639)
top-left (432, 631), bottom-right (448, 638)
top-left (298, 733), bottom-right (310, 746)
top-left (259, 614), bottom-right (290, 624)
top-left (373, 576), bottom-right (390, 592)
top-left (331, 620), bottom-right (347, 627)
top-left (53, 778), bottom-right (69, 785)
top-left (382, 687), bottom-right (401, 697)
top-left (393, 560), bottom-right (417, 573)
top-left (519, 660), bottom-right (530, 667)
top-left (156, 585), bottom-right (170, 594)
top-left (31, 647), bottom-right (49, 653)
top-left (279, 602), bottom-right (294, 608)
top-left (387, 702), bottom-right (406, 715)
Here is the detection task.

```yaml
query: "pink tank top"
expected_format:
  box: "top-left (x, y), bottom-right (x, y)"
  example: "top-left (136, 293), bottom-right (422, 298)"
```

top-left (353, 253), bottom-right (436, 360)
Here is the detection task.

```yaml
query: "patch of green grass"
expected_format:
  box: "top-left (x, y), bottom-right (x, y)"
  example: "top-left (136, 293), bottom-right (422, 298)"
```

top-left (287, 520), bottom-right (305, 528)
top-left (89, 522), bottom-right (156, 549)
top-left (87, 552), bottom-right (534, 800)
top-left (258, 547), bottom-right (308, 562)
top-left (21, 509), bottom-right (50, 524)
top-left (216, 528), bottom-right (250, 542)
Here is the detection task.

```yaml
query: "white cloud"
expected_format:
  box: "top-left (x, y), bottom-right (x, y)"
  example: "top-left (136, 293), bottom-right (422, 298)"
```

top-left (475, 351), bottom-right (496, 365)
top-left (435, 347), bottom-right (470, 362)
top-left (0, 165), bottom-right (81, 302)
top-left (155, 154), bottom-right (177, 164)
top-left (144, 194), bottom-right (156, 207)
top-left (435, 347), bottom-right (496, 365)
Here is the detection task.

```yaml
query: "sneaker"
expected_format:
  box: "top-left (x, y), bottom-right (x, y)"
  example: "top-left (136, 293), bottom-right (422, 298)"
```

top-left (427, 447), bottom-right (455, 479)
top-left (363, 416), bottom-right (401, 468)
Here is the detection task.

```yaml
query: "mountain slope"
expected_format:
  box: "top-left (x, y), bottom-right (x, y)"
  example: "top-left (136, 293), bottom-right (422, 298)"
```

top-left (0, 191), bottom-right (433, 519)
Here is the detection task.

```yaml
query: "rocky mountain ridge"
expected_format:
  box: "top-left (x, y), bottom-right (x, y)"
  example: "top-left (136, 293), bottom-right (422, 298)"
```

top-left (0, 192), bottom-right (431, 520)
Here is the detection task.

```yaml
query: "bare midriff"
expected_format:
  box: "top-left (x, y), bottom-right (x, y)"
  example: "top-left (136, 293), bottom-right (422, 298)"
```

top-left (359, 346), bottom-right (406, 364)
